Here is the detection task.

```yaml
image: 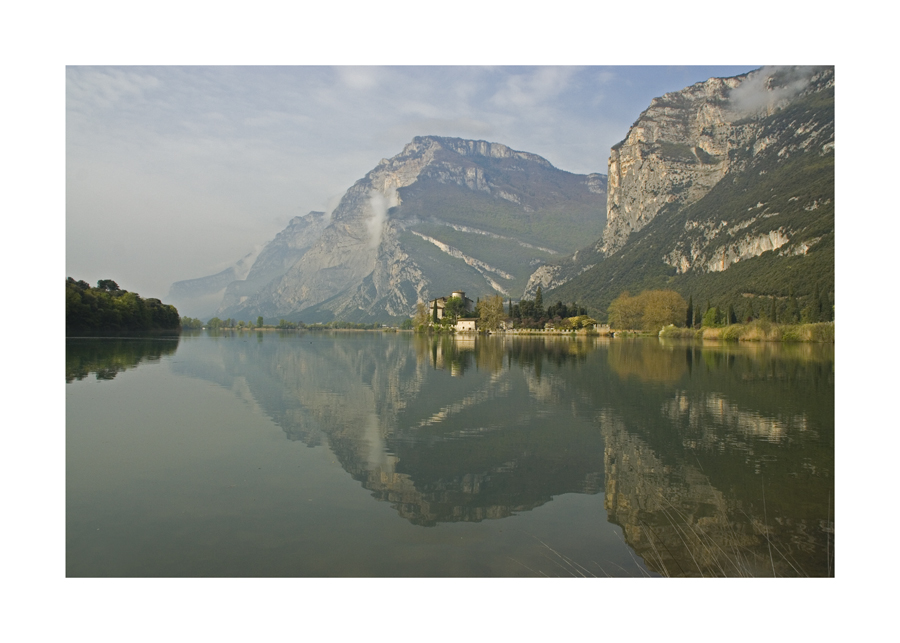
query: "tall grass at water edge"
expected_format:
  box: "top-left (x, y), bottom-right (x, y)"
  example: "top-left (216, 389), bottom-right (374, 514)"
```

top-left (658, 321), bottom-right (834, 342)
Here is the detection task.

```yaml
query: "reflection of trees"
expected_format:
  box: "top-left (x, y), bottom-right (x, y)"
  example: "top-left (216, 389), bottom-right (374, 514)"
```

top-left (604, 416), bottom-right (770, 577)
top-left (413, 335), bottom-right (475, 376)
top-left (599, 340), bottom-right (834, 576)
top-left (413, 335), bottom-right (599, 379)
top-left (603, 413), bottom-right (833, 576)
top-left (66, 336), bottom-right (180, 382)
top-left (608, 339), bottom-right (687, 383)
top-left (168, 332), bottom-right (833, 571)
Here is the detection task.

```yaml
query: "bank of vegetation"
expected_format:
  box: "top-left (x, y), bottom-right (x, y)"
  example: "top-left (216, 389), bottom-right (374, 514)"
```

top-left (66, 278), bottom-right (181, 334)
top-left (182, 316), bottom-right (384, 331)
top-left (660, 320), bottom-right (834, 342)
top-left (605, 287), bottom-right (834, 342)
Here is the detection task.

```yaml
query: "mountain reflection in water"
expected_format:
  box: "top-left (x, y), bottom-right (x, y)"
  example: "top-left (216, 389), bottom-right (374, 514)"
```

top-left (68, 331), bottom-right (834, 576)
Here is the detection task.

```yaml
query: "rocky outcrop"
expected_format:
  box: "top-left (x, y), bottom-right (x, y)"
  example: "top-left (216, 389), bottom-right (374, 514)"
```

top-left (174, 135), bottom-right (607, 322)
top-left (218, 211), bottom-right (329, 313)
top-left (601, 77), bottom-right (742, 255)
top-left (533, 66), bottom-right (834, 307)
top-left (601, 66), bottom-right (831, 256)
top-left (167, 249), bottom-right (260, 319)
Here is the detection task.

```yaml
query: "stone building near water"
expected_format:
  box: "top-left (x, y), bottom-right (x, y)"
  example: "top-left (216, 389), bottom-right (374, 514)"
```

top-left (455, 318), bottom-right (478, 332)
top-left (428, 290), bottom-right (475, 320)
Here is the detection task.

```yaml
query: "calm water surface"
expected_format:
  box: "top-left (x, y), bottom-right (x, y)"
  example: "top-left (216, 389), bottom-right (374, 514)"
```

top-left (66, 331), bottom-right (834, 577)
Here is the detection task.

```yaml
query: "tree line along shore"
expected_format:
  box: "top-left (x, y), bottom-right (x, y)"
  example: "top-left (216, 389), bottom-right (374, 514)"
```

top-left (67, 278), bottom-right (833, 342)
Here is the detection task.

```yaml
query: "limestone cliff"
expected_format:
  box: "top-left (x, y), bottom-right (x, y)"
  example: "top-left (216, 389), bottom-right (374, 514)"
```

top-left (217, 210), bottom-right (330, 313)
top-left (176, 135), bottom-right (607, 322)
top-left (601, 66), bottom-right (832, 256)
top-left (541, 66), bottom-right (835, 313)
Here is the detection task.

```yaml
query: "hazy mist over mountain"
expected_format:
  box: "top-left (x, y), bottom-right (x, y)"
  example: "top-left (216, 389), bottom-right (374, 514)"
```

top-left (66, 65), bottom-right (760, 300)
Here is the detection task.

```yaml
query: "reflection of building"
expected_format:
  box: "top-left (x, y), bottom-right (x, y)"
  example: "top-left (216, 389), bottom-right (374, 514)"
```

top-left (428, 290), bottom-right (475, 320)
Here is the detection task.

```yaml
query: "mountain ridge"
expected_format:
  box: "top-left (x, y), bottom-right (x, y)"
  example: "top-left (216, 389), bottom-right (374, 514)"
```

top-left (169, 135), bottom-right (607, 321)
top-left (169, 67), bottom-right (834, 326)
top-left (542, 66), bottom-right (834, 320)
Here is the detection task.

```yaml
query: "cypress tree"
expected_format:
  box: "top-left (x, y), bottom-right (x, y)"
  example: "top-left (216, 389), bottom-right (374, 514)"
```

top-left (770, 297), bottom-right (777, 323)
top-left (812, 283), bottom-right (821, 322)
top-left (727, 303), bottom-right (736, 325)
top-left (686, 295), bottom-right (693, 328)
top-left (432, 300), bottom-right (438, 323)
top-left (535, 286), bottom-right (544, 317)
top-left (787, 286), bottom-right (800, 323)
top-left (819, 287), bottom-right (831, 321)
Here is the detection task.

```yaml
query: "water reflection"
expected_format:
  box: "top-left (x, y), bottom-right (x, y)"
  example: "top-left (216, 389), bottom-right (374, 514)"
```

top-left (168, 332), bottom-right (833, 575)
top-left (601, 341), bottom-right (834, 576)
top-left (66, 335), bottom-right (180, 382)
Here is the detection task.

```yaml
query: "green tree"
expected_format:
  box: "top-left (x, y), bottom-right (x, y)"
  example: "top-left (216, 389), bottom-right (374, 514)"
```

top-left (641, 290), bottom-right (688, 331)
top-left (818, 285), bottom-right (831, 322)
top-left (518, 299), bottom-right (535, 320)
top-left (745, 301), bottom-right (756, 322)
top-left (67, 277), bottom-right (180, 333)
top-left (534, 286), bottom-right (544, 318)
top-left (97, 279), bottom-right (119, 292)
top-left (257, 316), bottom-right (264, 327)
top-left (786, 287), bottom-right (800, 324)
top-left (607, 292), bottom-right (643, 330)
top-left (432, 300), bottom-right (438, 323)
top-left (810, 283), bottom-right (822, 322)
top-left (443, 296), bottom-right (465, 322)
top-left (686, 295), bottom-right (694, 328)
top-left (701, 307), bottom-right (719, 328)
top-left (478, 294), bottom-right (505, 331)
top-left (413, 302), bottom-right (430, 329)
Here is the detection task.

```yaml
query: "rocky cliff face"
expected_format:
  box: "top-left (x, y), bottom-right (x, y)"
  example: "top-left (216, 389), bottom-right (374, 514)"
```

top-left (601, 66), bottom-right (832, 256)
top-left (167, 248), bottom-right (261, 319)
top-left (600, 75), bottom-right (747, 255)
top-left (538, 66), bottom-right (835, 311)
top-left (217, 210), bottom-right (330, 313)
top-left (173, 135), bottom-right (607, 322)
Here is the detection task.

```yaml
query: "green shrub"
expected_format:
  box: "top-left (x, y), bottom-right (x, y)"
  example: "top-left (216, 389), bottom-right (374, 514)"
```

top-left (721, 324), bottom-right (745, 341)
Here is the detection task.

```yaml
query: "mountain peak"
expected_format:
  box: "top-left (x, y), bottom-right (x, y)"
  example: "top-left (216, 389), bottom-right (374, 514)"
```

top-left (398, 136), bottom-right (555, 168)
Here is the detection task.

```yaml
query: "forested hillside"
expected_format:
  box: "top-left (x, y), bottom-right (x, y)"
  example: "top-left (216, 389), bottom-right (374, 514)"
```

top-left (546, 67), bottom-right (834, 323)
top-left (66, 278), bottom-right (181, 334)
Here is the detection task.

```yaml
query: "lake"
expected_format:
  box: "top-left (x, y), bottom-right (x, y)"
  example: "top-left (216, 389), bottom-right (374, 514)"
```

top-left (66, 331), bottom-right (834, 577)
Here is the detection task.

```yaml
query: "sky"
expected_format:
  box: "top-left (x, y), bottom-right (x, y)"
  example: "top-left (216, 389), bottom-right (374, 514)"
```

top-left (66, 65), bottom-right (761, 299)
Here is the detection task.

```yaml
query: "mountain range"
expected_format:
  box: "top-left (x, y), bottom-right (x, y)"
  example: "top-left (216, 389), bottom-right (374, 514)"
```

top-left (169, 66), bottom-right (834, 324)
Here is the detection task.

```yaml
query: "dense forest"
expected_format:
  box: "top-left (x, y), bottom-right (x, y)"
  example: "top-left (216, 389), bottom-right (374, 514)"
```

top-left (66, 278), bottom-right (181, 334)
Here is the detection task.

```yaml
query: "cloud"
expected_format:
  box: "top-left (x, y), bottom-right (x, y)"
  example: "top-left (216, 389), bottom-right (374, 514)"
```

top-left (335, 66), bottom-right (383, 90)
top-left (67, 67), bottom-right (161, 112)
top-left (489, 66), bottom-right (578, 109)
top-left (366, 187), bottom-right (399, 249)
top-left (728, 66), bottom-right (816, 115)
